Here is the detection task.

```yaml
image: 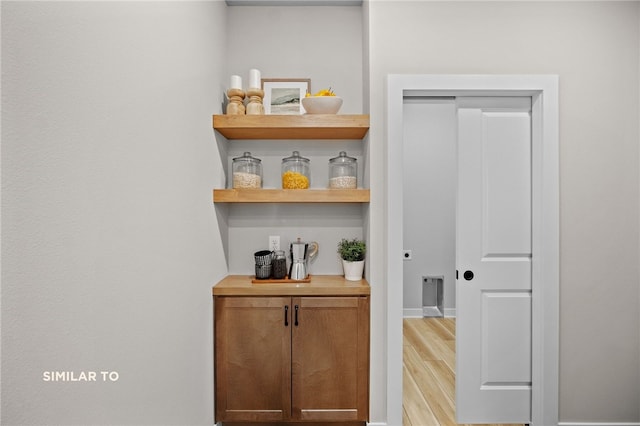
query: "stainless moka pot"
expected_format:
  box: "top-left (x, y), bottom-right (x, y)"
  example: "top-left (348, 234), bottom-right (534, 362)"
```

top-left (289, 238), bottom-right (319, 280)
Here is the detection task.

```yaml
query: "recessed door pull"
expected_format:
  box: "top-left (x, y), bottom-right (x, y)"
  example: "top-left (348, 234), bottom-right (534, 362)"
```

top-left (463, 270), bottom-right (474, 281)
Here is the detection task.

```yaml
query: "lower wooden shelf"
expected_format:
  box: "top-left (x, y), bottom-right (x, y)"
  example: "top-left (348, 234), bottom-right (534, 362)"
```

top-left (213, 188), bottom-right (370, 203)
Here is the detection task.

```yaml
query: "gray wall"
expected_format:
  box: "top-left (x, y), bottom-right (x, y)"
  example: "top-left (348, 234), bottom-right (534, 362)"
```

top-left (402, 98), bottom-right (457, 316)
top-left (368, 1), bottom-right (640, 422)
top-left (223, 6), bottom-right (366, 277)
top-left (1, 2), bottom-right (380, 425)
top-left (2, 2), bottom-right (227, 424)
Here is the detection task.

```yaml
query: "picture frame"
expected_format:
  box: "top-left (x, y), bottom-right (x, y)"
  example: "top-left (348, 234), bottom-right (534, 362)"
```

top-left (261, 78), bottom-right (311, 115)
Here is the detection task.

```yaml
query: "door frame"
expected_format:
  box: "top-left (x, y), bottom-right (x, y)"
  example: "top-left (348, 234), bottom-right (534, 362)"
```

top-left (386, 75), bottom-right (559, 426)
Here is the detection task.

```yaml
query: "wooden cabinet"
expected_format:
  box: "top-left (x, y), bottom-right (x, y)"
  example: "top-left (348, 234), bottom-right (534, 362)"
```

top-left (291, 296), bottom-right (369, 422)
top-left (213, 276), bottom-right (370, 424)
top-left (215, 296), bottom-right (292, 422)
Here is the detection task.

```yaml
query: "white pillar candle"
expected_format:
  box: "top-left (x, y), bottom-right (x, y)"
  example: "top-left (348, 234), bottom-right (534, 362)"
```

top-left (249, 69), bottom-right (261, 89)
top-left (230, 75), bottom-right (242, 90)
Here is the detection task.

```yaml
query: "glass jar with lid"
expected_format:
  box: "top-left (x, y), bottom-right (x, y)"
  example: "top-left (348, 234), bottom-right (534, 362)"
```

top-left (328, 151), bottom-right (357, 189)
top-left (232, 152), bottom-right (262, 189)
top-left (271, 250), bottom-right (287, 279)
top-left (281, 151), bottom-right (310, 189)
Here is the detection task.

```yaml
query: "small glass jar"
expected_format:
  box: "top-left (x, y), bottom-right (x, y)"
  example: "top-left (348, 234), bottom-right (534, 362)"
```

top-left (271, 250), bottom-right (287, 279)
top-left (328, 151), bottom-right (357, 189)
top-left (232, 152), bottom-right (262, 189)
top-left (282, 151), bottom-right (310, 189)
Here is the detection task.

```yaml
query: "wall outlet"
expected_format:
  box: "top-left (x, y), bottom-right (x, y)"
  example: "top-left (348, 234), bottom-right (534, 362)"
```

top-left (403, 250), bottom-right (412, 261)
top-left (269, 236), bottom-right (280, 252)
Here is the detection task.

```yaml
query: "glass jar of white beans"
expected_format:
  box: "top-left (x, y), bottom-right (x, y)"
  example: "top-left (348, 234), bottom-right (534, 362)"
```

top-left (328, 151), bottom-right (357, 189)
top-left (232, 152), bottom-right (262, 189)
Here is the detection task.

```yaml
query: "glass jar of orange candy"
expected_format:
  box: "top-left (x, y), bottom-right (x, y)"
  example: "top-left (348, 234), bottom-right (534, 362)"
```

top-left (281, 151), bottom-right (310, 189)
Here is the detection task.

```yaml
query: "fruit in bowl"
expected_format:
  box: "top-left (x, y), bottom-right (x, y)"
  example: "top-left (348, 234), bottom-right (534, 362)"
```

top-left (302, 88), bottom-right (343, 114)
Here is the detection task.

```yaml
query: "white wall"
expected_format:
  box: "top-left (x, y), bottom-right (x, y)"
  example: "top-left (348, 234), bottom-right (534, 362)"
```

top-left (223, 5), bottom-right (366, 277)
top-left (225, 6), bottom-right (363, 116)
top-left (1, 3), bottom-right (387, 425)
top-left (402, 98), bottom-right (457, 316)
top-left (1, 2), bottom-right (227, 424)
top-left (369, 1), bottom-right (640, 423)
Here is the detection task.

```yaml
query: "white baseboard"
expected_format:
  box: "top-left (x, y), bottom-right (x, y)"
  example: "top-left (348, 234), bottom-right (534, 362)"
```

top-left (403, 308), bottom-right (423, 318)
top-left (403, 308), bottom-right (456, 318)
top-left (558, 423), bottom-right (640, 426)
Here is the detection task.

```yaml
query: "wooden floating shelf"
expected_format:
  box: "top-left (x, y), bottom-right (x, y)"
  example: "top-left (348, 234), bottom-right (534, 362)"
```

top-left (213, 188), bottom-right (370, 203)
top-left (213, 114), bottom-right (369, 140)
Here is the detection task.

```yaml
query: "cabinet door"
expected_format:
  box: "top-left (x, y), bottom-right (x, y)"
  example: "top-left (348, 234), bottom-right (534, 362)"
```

top-left (215, 296), bottom-right (291, 422)
top-left (291, 296), bottom-right (370, 422)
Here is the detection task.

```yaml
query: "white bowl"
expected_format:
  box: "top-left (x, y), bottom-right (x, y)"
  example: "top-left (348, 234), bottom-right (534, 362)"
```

top-left (301, 96), bottom-right (343, 114)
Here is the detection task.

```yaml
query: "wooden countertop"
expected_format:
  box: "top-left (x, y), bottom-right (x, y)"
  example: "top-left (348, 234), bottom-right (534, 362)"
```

top-left (213, 275), bottom-right (370, 296)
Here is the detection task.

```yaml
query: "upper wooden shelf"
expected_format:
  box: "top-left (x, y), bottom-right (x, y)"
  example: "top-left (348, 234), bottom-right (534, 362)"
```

top-left (213, 188), bottom-right (370, 203)
top-left (212, 114), bottom-right (369, 140)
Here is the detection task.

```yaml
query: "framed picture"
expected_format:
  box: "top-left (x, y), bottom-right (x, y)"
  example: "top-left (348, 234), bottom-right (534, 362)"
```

top-left (261, 78), bottom-right (311, 115)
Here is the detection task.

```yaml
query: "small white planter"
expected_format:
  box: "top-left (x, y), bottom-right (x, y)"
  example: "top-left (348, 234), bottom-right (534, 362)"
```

top-left (342, 259), bottom-right (365, 281)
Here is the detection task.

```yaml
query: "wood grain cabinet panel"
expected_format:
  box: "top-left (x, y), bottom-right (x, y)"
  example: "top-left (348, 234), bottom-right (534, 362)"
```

top-left (292, 296), bottom-right (370, 422)
top-left (215, 297), bottom-right (291, 422)
top-left (214, 294), bottom-right (370, 424)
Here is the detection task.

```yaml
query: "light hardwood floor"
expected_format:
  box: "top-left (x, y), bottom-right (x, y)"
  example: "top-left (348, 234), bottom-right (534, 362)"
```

top-left (403, 317), bottom-right (523, 426)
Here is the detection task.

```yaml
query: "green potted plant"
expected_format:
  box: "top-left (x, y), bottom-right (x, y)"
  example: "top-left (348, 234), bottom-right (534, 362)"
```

top-left (337, 238), bottom-right (366, 281)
